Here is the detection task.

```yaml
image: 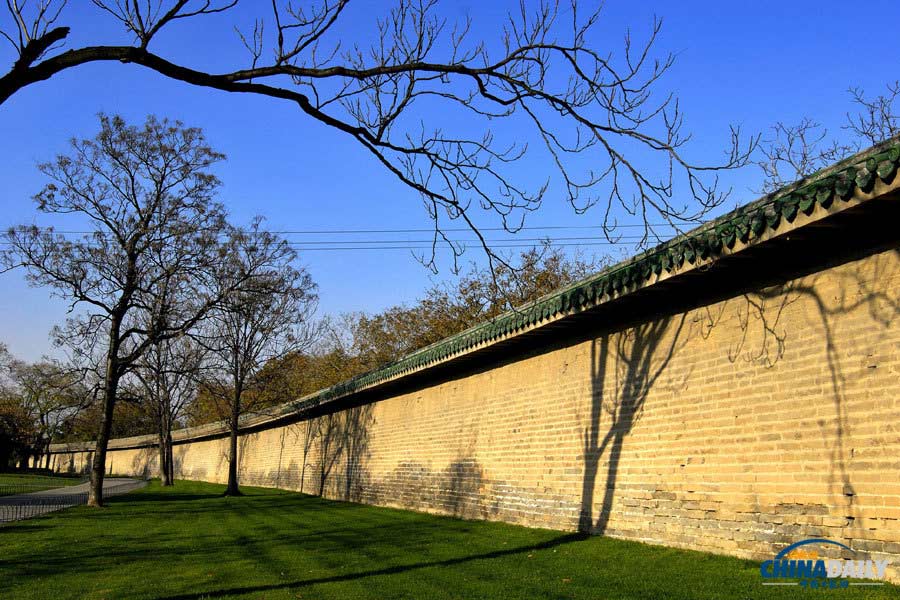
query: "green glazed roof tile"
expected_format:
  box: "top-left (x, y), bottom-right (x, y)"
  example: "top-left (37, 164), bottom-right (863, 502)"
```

top-left (185, 136), bottom-right (900, 423)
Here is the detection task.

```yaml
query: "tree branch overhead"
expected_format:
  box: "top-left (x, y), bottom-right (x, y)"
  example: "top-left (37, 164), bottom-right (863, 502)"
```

top-left (1, 0), bottom-right (756, 272)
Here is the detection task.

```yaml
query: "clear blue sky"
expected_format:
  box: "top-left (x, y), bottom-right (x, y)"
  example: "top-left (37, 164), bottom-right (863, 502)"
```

top-left (1, 0), bottom-right (897, 361)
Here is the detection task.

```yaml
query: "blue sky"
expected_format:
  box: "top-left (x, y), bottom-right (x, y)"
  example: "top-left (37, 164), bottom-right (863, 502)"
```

top-left (1, 0), bottom-right (898, 360)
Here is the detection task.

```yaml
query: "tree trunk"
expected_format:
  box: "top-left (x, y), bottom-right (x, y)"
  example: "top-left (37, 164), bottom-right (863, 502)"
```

top-left (158, 429), bottom-right (171, 486)
top-left (88, 371), bottom-right (119, 506)
top-left (224, 385), bottom-right (242, 496)
top-left (158, 408), bottom-right (174, 486)
top-left (88, 318), bottom-right (123, 507)
top-left (166, 434), bottom-right (174, 483)
top-left (225, 424), bottom-right (240, 495)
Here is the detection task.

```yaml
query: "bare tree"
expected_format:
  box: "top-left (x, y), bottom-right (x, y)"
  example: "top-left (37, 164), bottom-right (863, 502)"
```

top-left (755, 119), bottom-right (854, 194)
top-left (757, 82), bottom-right (900, 192)
top-left (132, 335), bottom-right (204, 486)
top-left (0, 1), bottom-right (754, 266)
top-left (197, 219), bottom-right (317, 496)
top-left (1, 114), bottom-right (233, 506)
top-left (846, 81), bottom-right (900, 145)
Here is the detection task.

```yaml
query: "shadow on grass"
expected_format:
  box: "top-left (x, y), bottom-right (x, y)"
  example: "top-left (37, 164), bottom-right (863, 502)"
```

top-left (112, 492), bottom-right (225, 503)
top-left (154, 533), bottom-right (588, 600)
top-left (0, 488), bottom-right (515, 577)
top-left (0, 524), bottom-right (48, 533)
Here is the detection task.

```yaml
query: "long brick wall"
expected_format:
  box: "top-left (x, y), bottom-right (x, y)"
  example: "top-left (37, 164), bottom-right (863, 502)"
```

top-left (49, 197), bottom-right (900, 580)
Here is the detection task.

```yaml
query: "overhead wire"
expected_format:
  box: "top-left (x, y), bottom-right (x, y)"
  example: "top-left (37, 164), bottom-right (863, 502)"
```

top-left (0, 223), bottom-right (690, 251)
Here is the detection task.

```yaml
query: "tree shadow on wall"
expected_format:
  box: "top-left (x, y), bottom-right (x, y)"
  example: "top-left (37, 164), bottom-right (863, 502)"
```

top-left (172, 445), bottom-right (191, 480)
top-left (578, 242), bottom-right (899, 539)
top-left (342, 405), bottom-right (373, 501)
top-left (579, 315), bottom-right (687, 534)
top-left (731, 250), bottom-right (899, 544)
top-left (62, 453), bottom-right (77, 474)
top-left (130, 447), bottom-right (155, 480)
top-left (243, 429), bottom-right (301, 490)
top-left (443, 457), bottom-right (488, 518)
top-left (314, 404), bottom-right (374, 501)
top-left (293, 418), bottom-right (320, 494)
top-left (373, 452), bottom-right (498, 520)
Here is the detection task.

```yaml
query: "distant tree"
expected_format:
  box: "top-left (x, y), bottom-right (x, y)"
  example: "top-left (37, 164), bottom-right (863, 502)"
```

top-left (0, 395), bottom-right (33, 469)
top-left (57, 397), bottom-right (155, 443)
top-left (243, 314), bottom-right (368, 407)
top-left (133, 335), bottom-right (204, 486)
top-left (0, 344), bottom-right (33, 469)
top-left (351, 243), bottom-right (603, 368)
top-left (186, 242), bottom-right (603, 432)
top-left (3, 358), bottom-right (89, 468)
top-left (846, 82), bottom-right (900, 145)
top-left (185, 333), bottom-right (359, 428)
top-left (2, 114), bottom-right (233, 506)
top-left (196, 220), bottom-right (317, 496)
top-left (0, 1), bottom-right (754, 265)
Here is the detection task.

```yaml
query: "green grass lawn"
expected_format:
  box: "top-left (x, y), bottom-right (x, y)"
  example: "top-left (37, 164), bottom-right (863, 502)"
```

top-left (1, 480), bottom-right (896, 600)
top-left (0, 472), bottom-right (85, 495)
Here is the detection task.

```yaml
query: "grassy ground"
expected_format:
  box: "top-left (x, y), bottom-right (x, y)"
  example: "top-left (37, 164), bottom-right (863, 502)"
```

top-left (0, 481), bottom-right (896, 600)
top-left (0, 472), bottom-right (85, 495)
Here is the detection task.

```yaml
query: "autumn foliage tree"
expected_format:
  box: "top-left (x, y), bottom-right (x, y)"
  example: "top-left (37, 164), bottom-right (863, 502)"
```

top-left (186, 243), bottom-right (602, 428)
top-left (350, 243), bottom-right (603, 368)
top-left (3, 358), bottom-right (89, 468)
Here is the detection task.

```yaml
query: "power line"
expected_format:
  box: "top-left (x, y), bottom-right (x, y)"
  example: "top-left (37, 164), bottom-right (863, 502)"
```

top-left (0, 224), bottom-right (688, 252)
top-left (267, 242), bottom-right (642, 251)
top-left (1, 223), bottom-right (688, 236)
top-left (0, 241), bottom-right (650, 251)
top-left (271, 223), bottom-right (686, 234)
top-left (0, 238), bottom-right (653, 248)
top-left (283, 236), bottom-right (645, 245)
top-left (0, 232), bottom-right (668, 247)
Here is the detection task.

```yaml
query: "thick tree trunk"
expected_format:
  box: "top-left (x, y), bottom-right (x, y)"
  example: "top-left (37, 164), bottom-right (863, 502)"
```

top-left (88, 317), bottom-right (124, 508)
top-left (88, 370), bottom-right (119, 506)
top-left (224, 386), bottom-right (242, 496)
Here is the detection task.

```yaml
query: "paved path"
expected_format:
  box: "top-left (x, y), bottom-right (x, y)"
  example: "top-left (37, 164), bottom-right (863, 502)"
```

top-left (0, 478), bottom-right (146, 523)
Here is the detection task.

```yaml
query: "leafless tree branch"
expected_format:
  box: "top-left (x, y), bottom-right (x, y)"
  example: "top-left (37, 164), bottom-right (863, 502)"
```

top-left (1, 0), bottom-right (756, 274)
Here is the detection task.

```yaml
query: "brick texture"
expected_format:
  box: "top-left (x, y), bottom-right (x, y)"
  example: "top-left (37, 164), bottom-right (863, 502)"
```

top-left (50, 244), bottom-right (900, 580)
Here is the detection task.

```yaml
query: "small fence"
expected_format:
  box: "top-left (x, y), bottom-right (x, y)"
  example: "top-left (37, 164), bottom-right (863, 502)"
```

top-left (0, 479), bottom-right (87, 497)
top-left (0, 479), bottom-right (146, 523)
